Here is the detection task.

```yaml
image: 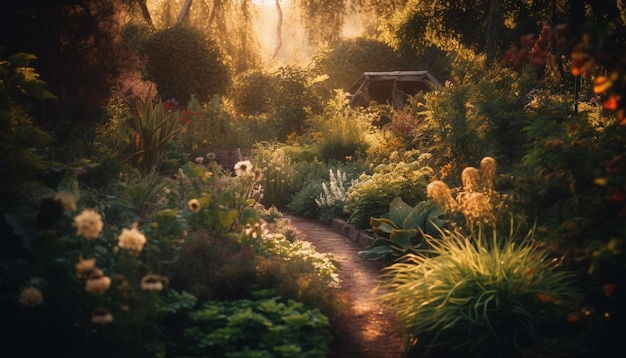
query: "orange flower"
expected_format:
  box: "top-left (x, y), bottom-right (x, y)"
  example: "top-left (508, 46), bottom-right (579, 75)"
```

top-left (603, 95), bottom-right (620, 110)
top-left (593, 76), bottom-right (612, 94)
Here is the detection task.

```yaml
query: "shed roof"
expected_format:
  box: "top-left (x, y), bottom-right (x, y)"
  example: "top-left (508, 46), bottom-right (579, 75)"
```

top-left (347, 70), bottom-right (442, 108)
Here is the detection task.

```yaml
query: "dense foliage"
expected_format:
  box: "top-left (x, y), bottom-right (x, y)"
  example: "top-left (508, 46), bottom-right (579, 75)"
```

top-left (142, 26), bottom-right (231, 105)
top-left (1, 0), bottom-right (625, 356)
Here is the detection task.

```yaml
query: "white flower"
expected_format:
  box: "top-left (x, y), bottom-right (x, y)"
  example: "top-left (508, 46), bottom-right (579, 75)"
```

top-left (234, 160), bottom-right (254, 177)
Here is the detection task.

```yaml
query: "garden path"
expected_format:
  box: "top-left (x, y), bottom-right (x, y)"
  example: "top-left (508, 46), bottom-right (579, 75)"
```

top-left (284, 214), bottom-right (405, 358)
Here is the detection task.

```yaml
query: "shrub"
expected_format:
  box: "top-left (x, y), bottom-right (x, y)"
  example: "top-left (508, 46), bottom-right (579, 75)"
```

top-left (228, 69), bottom-right (274, 116)
top-left (308, 91), bottom-right (374, 162)
top-left (183, 291), bottom-right (332, 357)
top-left (143, 26), bottom-right (231, 104)
top-left (0, 52), bottom-right (56, 204)
top-left (170, 229), bottom-right (257, 301)
top-left (378, 228), bottom-right (579, 357)
top-left (179, 95), bottom-right (248, 153)
top-left (344, 151), bottom-right (434, 228)
top-left (253, 141), bottom-right (295, 209)
top-left (313, 37), bottom-right (410, 92)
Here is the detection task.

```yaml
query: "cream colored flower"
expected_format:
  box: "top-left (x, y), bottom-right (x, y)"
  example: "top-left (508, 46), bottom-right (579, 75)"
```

top-left (85, 269), bottom-right (111, 295)
top-left (479, 156), bottom-right (497, 192)
top-left (459, 192), bottom-right (493, 223)
top-left (461, 167), bottom-right (480, 193)
top-left (117, 222), bottom-right (147, 254)
top-left (75, 258), bottom-right (96, 279)
top-left (187, 199), bottom-right (201, 212)
top-left (54, 191), bottom-right (77, 211)
top-left (426, 180), bottom-right (456, 209)
top-left (73, 209), bottom-right (103, 239)
top-left (91, 307), bottom-right (113, 325)
top-left (19, 287), bottom-right (43, 308)
top-left (234, 160), bottom-right (254, 177)
top-left (140, 274), bottom-right (164, 292)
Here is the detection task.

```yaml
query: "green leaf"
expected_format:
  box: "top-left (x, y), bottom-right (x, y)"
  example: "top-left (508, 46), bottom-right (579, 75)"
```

top-left (389, 229), bottom-right (418, 248)
top-left (370, 217), bottom-right (399, 233)
top-left (388, 196), bottom-right (413, 225)
top-left (358, 245), bottom-right (392, 260)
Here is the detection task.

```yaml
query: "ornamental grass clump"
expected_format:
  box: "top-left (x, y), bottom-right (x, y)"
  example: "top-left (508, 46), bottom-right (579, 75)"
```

top-left (378, 228), bottom-right (579, 357)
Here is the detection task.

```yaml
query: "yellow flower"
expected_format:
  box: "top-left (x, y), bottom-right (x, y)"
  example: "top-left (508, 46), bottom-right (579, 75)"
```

top-left (75, 258), bottom-right (96, 279)
top-left (53, 191), bottom-right (77, 211)
top-left (19, 287), bottom-right (43, 308)
top-left (140, 274), bottom-right (164, 292)
top-left (85, 269), bottom-right (111, 295)
top-left (187, 199), bottom-right (201, 212)
top-left (117, 222), bottom-right (147, 254)
top-left (91, 307), bottom-right (113, 325)
top-left (73, 209), bottom-right (103, 239)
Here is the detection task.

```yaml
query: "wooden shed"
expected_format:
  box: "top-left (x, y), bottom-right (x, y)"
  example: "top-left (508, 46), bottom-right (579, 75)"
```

top-left (347, 71), bottom-right (442, 109)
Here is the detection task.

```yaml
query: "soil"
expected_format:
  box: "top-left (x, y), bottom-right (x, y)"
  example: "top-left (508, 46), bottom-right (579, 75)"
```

top-left (284, 214), bottom-right (405, 358)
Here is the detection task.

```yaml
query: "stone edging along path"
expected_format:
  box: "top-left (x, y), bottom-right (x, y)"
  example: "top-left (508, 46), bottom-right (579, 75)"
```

top-left (283, 214), bottom-right (404, 358)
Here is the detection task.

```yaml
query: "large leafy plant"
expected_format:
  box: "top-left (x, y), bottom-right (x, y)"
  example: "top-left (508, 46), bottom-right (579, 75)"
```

top-left (127, 93), bottom-right (186, 173)
top-left (359, 197), bottom-right (445, 262)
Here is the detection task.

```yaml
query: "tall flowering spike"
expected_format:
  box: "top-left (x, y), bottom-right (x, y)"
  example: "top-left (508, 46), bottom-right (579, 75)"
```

top-left (479, 157), bottom-right (497, 192)
top-left (73, 209), bottom-right (103, 239)
top-left (461, 167), bottom-right (480, 193)
top-left (427, 180), bottom-right (456, 209)
top-left (459, 192), bottom-right (493, 223)
top-left (117, 222), bottom-right (147, 254)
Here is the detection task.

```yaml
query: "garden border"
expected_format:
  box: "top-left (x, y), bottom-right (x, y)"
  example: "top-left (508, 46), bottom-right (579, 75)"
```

top-left (328, 218), bottom-right (370, 248)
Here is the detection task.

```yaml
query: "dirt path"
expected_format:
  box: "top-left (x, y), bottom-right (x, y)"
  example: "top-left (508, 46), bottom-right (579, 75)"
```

top-left (284, 214), bottom-right (405, 358)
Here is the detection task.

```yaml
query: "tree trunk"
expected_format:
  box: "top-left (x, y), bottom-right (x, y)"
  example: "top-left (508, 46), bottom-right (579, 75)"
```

top-left (136, 0), bottom-right (152, 25)
top-left (484, 0), bottom-right (501, 61)
top-left (272, 0), bottom-right (283, 59)
top-left (176, 0), bottom-right (193, 26)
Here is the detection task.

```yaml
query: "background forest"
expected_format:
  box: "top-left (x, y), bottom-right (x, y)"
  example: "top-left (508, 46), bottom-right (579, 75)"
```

top-left (1, 0), bottom-right (625, 357)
